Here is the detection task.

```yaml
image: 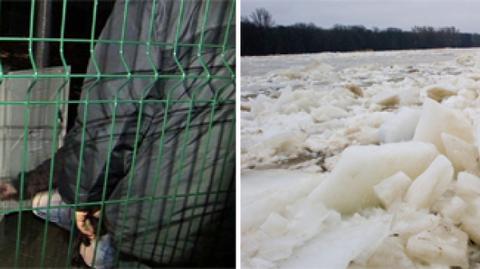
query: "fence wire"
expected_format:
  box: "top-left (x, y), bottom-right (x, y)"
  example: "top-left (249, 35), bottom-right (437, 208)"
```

top-left (0, 0), bottom-right (236, 267)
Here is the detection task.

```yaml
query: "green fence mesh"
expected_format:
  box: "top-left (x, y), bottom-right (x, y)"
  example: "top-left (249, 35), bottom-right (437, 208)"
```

top-left (0, 0), bottom-right (236, 267)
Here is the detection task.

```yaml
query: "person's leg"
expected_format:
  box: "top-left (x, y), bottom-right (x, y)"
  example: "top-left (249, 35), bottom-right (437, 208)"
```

top-left (32, 189), bottom-right (73, 230)
top-left (80, 234), bottom-right (116, 269)
top-left (32, 190), bottom-right (116, 268)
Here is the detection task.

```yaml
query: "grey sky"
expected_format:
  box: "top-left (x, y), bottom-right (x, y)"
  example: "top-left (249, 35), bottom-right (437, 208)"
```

top-left (241, 0), bottom-right (480, 33)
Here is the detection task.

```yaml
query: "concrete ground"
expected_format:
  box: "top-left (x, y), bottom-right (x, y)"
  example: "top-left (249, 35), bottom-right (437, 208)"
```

top-left (0, 212), bottom-right (73, 267)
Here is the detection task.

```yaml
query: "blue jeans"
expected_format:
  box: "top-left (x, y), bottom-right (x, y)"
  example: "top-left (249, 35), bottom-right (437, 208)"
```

top-left (32, 190), bottom-right (116, 268)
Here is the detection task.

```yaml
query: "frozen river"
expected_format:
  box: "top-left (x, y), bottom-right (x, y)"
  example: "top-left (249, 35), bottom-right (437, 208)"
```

top-left (242, 48), bottom-right (480, 269)
top-left (242, 48), bottom-right (480, 77)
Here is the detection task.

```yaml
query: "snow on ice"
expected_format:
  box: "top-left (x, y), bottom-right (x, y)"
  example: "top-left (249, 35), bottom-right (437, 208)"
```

top-left (241, 49), bottom-right (480, 268)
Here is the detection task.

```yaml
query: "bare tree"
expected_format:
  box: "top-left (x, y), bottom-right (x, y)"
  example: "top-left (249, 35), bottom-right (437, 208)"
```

top-left (249, 8), bottom-right (274, 28)
top-left (241, 16), bottom-right (251, 23)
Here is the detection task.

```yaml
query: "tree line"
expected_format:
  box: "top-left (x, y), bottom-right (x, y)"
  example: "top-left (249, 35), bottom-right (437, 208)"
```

top-left (241, 8), bottom-right (480, 56)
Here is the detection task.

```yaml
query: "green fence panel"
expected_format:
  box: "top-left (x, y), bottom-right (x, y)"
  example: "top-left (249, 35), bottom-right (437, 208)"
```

top-left (0, 0), bottom-right (236, 267)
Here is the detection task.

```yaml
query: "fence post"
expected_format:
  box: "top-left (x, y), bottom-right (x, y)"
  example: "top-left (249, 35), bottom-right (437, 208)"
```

top-left (35, 0), bottom-right (52, 68)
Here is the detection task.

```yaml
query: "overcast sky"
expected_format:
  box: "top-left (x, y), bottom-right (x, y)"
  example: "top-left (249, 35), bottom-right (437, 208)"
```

top-left (241, 0), bottom-right (480, 33)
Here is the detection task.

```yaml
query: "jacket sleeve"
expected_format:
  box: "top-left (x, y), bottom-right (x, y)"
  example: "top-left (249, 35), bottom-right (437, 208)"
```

top-left (57, 0), bottom-right (153, 204)
top-left (56, 81), bottom-right (143, 204)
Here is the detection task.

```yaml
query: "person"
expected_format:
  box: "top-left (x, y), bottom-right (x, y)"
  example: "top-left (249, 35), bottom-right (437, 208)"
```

top-left (5, 0), bottom-right (235, 267)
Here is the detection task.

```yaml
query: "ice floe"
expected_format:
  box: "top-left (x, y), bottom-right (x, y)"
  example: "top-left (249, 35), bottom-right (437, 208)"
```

top-left (242, 49), bottom-right (480, 268)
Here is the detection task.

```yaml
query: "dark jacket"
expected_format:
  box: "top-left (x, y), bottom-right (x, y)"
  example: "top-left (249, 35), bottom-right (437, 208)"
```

top-left (52, 0), bottom-right (234, 265)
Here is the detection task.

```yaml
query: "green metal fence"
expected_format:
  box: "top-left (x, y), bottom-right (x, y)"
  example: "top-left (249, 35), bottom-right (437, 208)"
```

top-left (0, 0), bottom-right (236, 267)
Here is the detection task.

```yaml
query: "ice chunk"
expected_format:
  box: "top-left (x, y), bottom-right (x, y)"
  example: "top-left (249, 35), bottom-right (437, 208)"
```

top-left (286, 201), bottom-right (331, 242)
top-left (435, 196), bottom-right (468, 224)
top-left (311, 105), bottom-right (348, 122)
top-left (457, 54), bottom-right (475, 66)
top-left (413, 98), bottom-right (474, 154)
top-left (256, 202), bottom-right (332, 263)
top-left (260, 131), bottom-right (308, 158)
top-left (373, 172), bottom-right (412, 209)
top-left (406, 222), bottom-right (468, 268)
top-left (441, 133), bottom-right (480, 174)
top-left (379, 107), bottom-right (421, 143)
top-left (456, 172), bottom-right (480, 201)
top-left (279, 214), bottom-right (391, 269)
top-left (458, 88), bottom-right (478, 100)
top-left (352, 237), bottom-right (416, 269)
top-left (404, 155), bottom-right (454, 210)
top-left (346, 126), bottom-right (380, 145)
top-left (250, 94), bottom-right (272, 116)
top-left (272, 89), bottom-right (324, 114)
top-left (372, 90), bottom-right (400, 107)
top-left (242, 172), bottom-right (332, 266)
top-left (243, 194), bottom-right (288, 235)
top-left (242, 230), bottom-right (268, 259)
top-left (244, 111), bottom-right (316, 167)
top-left (392, 207), bottom-right (440, 239)
top-left (308, 142), bottom-right (438, 214)
top-left (278, 69), bottom-right (303, 80)
top-left (241, 170), bottom-right (323, 233)
top-left (399, 88), bottom-right (421, 106)
top-left (248, 257), bottom-right (275, 269)
top-left (259, 213), bottom-right (288, 237)
top-left (426, 86), bottom-right (457, 102)
top-left (241, 103), bottom-right (252, 112)
top-left (345, 84), bottom-right (364, 97)
top-left (460, 198), bottom-right (480, 244)
top-left (257, 236), bottom-right (296, 262)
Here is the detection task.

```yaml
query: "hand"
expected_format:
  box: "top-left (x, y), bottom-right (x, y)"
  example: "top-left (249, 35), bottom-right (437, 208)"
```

top-left (0, 181), bottom-right (18, 200)
top-left (75, 209), bottom-right (100, 240)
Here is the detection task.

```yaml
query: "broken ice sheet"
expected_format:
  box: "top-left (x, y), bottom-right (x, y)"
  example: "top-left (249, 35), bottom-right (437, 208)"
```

top-left (308, 141), bottom-right (438, 214)
top-left (241, 169), bottom-right (324, 233)
top-left (406, 221), bottom-right (469, 268)
top-left (278, 213), bottom-right (392, 269)
top-left (242, 49), bottom-right (480, 268)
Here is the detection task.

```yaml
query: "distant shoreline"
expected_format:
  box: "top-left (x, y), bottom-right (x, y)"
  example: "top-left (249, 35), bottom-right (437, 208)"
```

top-left (241, 23), bottom-right (480, 56)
